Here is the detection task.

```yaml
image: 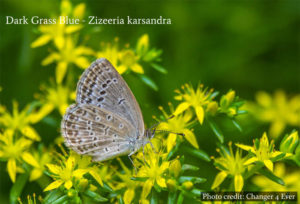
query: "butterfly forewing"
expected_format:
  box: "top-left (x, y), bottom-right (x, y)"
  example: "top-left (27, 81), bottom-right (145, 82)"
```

top-left (61, 58), bottom-right (145, 162)
top-left (76, 58), bottom-right (144, 136)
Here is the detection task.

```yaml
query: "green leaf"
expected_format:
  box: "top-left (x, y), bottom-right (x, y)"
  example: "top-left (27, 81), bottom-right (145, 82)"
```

top-left (10, 171), bottom-right (29, 204)
top-left (168, 192), bottom-right (177, 204)
top-left (52, 195), bottom-right (68, 204)
top-left (244, 162), bottom-right (264, 179)
top-left (181, 164), bottom-right (199, 172)
top-left (44, 189), bottom-right (64, 204)
top-left (258, 168), bottom-right (285, 186)
top-left (237, 110), bottom-right (248, 115)
top-left (100, 182), bottom-right (114, 192)
top-left (130, 177), bottom-right (149, 182)
top-left (231, 119), bottom-right (242, 132)
top-left (182, 146), bottom-right (211, 162)
top-left (209, 91), bottom-right (219, 99)
top-left (151, 189), bottom-right (158, 204)
top-left (118, 197), bottom-right (124, 204)
top-left (208, 118), bottom-right (224, 143)
top-left (151, 63), bottom-right (167, 74)
top-left (42, 116), bottom-right (58, 127)
top-left (84, 190), bottom-right (108, 202)
top-left (271, 152), bottom-right (287, 161)
top-left (178, 176), bottom-right (206, 184)
top-left (191, 188), bottom-right (202, 196)
top-left (143, 49), bottom-right (162, 61)
top-left (177, 192), bottom-right (184, 204)
top-left (140, 75), bottom-right (158, 91)
top-left (154, 181), bottom-right (162, 192)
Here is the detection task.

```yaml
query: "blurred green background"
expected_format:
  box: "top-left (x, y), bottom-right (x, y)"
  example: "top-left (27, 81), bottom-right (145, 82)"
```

top-left (0, 0), bottom-right (299, 202)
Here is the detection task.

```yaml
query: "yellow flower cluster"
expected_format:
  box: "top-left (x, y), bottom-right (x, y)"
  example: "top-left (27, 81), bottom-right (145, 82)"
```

top-left (0, 0), bottom-right (167, 202)
top-left (246, 90), bottom-right (300, 138)
top-left (0, 101), bottom-right (50, 183)
top-left (44, 151), bottom-right (103, 192)
top-left (212, 132), bottom-right (296, 192)
top-left (211, 142), bottom-right (247, 192)
top-left (160, 84), bottom-right (244, 147)
top-left (1, 0), bottom-right (299, 203)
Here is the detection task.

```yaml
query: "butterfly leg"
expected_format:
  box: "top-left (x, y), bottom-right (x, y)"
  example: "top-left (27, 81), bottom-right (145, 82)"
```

top-left (149, 140), bottom-right (158, 154)
top-left (128, 152), bottom-right (137, 174)
top-left (142, 144), bottom-right (148, 165)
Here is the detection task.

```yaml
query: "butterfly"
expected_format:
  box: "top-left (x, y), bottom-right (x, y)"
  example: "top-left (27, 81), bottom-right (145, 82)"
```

top-left (61, 58), bottom-right (158, 164)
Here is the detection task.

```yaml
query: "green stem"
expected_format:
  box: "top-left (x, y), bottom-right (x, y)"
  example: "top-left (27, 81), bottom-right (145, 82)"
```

top-left (10, 172), bottom-right (30, 204)
top-left (244, 162), bottom-right (264, 179)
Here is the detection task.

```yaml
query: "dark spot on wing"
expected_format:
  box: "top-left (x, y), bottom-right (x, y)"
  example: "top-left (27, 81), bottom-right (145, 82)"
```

top-left (118, 98), bottom-right (125, 105)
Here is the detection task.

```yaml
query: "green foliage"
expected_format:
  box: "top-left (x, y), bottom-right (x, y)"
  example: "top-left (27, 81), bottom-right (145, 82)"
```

top-left (0, 0), bottom-right (299, 203)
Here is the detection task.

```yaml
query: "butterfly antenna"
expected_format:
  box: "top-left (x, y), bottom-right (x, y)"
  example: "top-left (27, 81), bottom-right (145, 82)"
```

top-left (149, 115), bottom-right (184, 139)
top-left (150, 115), bottom-right (175, 130)
top-left (155, 129), bottom-right (185, 136)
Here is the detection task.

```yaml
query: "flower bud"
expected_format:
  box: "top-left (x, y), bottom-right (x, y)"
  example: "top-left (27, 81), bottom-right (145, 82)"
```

top-left (207, 101), bottom-right (218, 115)
top-left (78, 178), bottom-right (89, 191)
top-left (220, 90), bottom-right (235, 108)
top-left (89, 184), bottom-right (97, 192)
top-left (225, 90), bottom-right (235, 105)
top-left (67, 189), bottom-right (77, 197)
top-left (182, 181), bottom-right (193, 190)
top-left (169, 159), bottom-right (181, 178)
top-left (280, 131), bottom-right (299, 153)
top-left (167, 179), bottom-right (177, 192)
top-left (136, 34), bottom-right (149, 55)
top-left (228, 107), bottom-right (237, 117)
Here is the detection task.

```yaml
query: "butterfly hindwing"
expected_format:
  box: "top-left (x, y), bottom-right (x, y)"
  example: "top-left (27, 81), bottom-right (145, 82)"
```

top-left (76, 58), bottom-right (144, 137)
top-left (61, 103), bottom-right (136, 161)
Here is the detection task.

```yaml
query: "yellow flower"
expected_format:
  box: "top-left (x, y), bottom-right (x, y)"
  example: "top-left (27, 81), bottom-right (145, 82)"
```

top-left (115, 158), bottom-right (140, 204)
top-left (252, 163), bottom-right (300, 195)
top-left (42, 37), bottom-right (94, 83)
top-left (157, 103), bottom-right (198, 151)
top-left (97, 38), bottom-right (120, 69)
top-left (0, 101), bottom-right (43, 141)
top-left (174, 84), bottom-right (216, 125)
top-left (44, 152), bottom-right (103, 191)
top-left (118, 50), bottom-right (144, 74)
top-left (136, 142), bottom-right (170, 200)
top-left (35, 83), bottom-right (73, 116)
top-left (28, 149), bottom-right (52, 181)
top-left (212, 142), bottom-right (247, 192)
top-left (0, 130), bottom-right (38, 182)
top-left (236, 132), bottom-right (290, 172)
top-left (136, 34), bottom-right (162, 62)
top-left (246, 90), bottom-right (300, 138)
top-left (31, 0), bottom-right (85, 49)
top-left (44, 154), bottom-right (85, 191)
top-left (73, 153), bottom-right (104, 187)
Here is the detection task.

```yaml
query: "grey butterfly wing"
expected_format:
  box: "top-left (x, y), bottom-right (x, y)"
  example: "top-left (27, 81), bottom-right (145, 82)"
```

top-left (61, 103), bottom-right (136, 161)
top-left (76, 58), bottom-right (144, 137)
